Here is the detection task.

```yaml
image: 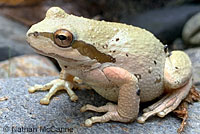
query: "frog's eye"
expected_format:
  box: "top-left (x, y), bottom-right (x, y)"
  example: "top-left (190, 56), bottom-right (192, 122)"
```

top-left (54, 29), bottom-right (73, 48)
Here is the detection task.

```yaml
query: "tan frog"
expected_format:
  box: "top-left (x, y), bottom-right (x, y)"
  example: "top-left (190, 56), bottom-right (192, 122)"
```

top-left (26, 7), bottom-right (193, 127)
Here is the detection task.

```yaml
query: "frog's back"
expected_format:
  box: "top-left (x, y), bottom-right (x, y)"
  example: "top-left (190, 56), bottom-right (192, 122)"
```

top-left (68, 14), bottom-right (166, 102)
top-left (88, 19), bottom-right (166, 102)
top-left (111, 24), bottom-right (166, 102)
top-left (68, 15), bottom-right (165, 58)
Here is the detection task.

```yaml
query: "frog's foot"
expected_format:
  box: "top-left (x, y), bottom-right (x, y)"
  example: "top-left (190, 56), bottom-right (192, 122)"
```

top-left (28, 79), bottom-right (78, 105)
top-left (73, 77), bottom-right (92, 90)
top-left (137, 77), bottom-right (192, 123)
top-left (80, 102), bottom-right (132, 127)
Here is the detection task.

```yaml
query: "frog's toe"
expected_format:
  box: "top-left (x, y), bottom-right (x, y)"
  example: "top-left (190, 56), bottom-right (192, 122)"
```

top-left (80, 103), bottom-right (115, 113)
top-left (80, 105), bottom-right (88, 112)
top-left (85, 119), bottom-right (93, 127)
top-left (28, 84), bottom-right (52, 93)
top-left (142, 95), bottom-right (169, 114)
top-left (28, 86), bottom-right (37, 93)
top-left (73, 77), bottom-right (83, 84)
top-left (70, 94), bottom-right (78, 102)
top-left (84, 110), bottom-right (132, 127)
top-left (142, 108), bottom-right (150, 113)
top-left (40, 98), bottom-right (50, 105)
top-left (137, 116), bottom-right (146, 124)
top-left (138, 77), bottom-right (192, 123)
top-left (157, 111), bottom-right (166, 117)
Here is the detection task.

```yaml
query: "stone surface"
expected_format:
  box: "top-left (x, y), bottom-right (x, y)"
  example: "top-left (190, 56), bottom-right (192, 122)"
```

top-left (0, 76), bottom-right (199, 134)
top-left (120, 4), bottom-right (200, 44)
top-left (172, 38), bottom-right (186, 50)
top-left (182, 12), bottom-right (200, 46)
top-left (0, 15), bottom-right (34, 61)
top-left (0, 55), bottom-right (59, 78)
top-left (185, 47), bottom-right (200, 86)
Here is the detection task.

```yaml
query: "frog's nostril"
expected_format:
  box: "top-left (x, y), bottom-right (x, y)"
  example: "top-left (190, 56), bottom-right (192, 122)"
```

top-left (28, 33), bottom-right (32, 37)
top-left (33, 31), bottom-right (39, 37)
top-left (28, 32), bottom-right (39, 37)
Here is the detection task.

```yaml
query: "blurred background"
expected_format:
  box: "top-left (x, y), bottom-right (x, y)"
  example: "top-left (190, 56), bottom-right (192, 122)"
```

top-left (0, 0), bottom-right (200, 84)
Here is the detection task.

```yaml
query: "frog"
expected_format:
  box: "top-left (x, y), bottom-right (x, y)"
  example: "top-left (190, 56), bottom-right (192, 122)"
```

top-left (26, 7), bottom-right (193, 127)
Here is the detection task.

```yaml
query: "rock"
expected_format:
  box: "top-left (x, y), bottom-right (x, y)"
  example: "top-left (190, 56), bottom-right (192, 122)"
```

top-left (172, 38), bottom-right (185, 50)
top-left (182, 12), bottom-right (200, 47)
top-left (120, 5), bottom-right (200, 44)
top-left (185, 47), bottom-right (200, 87)
top-left (0, 0), bottom-right (43, 6)
top-left (0, 77), bottom-right (199, 134)
top-left (0, 55), bottom-right (59, 78)
top-left (0, 15), bottom-right (34, 61)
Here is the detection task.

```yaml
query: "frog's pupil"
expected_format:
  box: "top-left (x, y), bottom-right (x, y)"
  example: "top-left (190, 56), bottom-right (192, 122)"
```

top-left (57, 35), bottom-right (67, 40)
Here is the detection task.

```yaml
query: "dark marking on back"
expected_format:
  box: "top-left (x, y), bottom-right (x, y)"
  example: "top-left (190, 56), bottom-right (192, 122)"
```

top-left (134, 74), bottom-right (142, 80)
top-left (154, 60), bottom-right (157, 65)
top-left (137, 89), bottom-right (141, 96)
top-left (148, 69), bottom-right (152, 73)
top-left (102, 44), bottom-right (108, 49)
top-left (72, 40), bottom-right (116, 63)
top-left (126, 53), bottom-right (129, 57)
top-left (116, 38), bottom-right (119, 41)
top-left (175, 67), bottom-right (179, 69)
top-left (155, 75), bottom-right (161, 84)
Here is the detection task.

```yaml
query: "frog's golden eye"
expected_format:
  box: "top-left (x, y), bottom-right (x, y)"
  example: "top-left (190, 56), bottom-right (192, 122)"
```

top-left (54, 29), bottom-right (73, 48)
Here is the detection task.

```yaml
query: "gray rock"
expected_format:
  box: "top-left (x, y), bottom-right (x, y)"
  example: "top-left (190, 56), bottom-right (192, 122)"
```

top-left (182, 12), bottom-right (200, 46)
top-left (0, 15), bottom-right (34, 61)
top-left (185, 47), bottom-right (200, 87)
top-left (0, 55), bottom-right (59, 78)
top-left (172, 38), bottom-right (185, 50)
top-left (0, 77), bottom-right (199, 134)
top-left (120, 5), bottom-right (200, 44)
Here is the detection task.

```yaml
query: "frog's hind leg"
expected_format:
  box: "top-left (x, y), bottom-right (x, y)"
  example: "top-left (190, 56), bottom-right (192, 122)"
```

top-left (137, 77), bottom-right (192, 123)
top-left (81, 67), bottom-right (140, 126)
top-left (137, 51), bottom-right (192, 123)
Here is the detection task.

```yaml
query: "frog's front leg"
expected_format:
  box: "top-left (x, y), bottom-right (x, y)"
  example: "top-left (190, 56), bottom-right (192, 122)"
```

top-left (138, 51), bottom-right (192, 123)
top-left (28, 69), bottom-right (78, 104)
top-left (81, 67), bottom-right (140, 126)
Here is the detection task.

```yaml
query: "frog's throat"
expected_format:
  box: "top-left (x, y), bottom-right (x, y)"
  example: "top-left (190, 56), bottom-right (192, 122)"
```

top-left (35, 32), bottom-right (116, 64)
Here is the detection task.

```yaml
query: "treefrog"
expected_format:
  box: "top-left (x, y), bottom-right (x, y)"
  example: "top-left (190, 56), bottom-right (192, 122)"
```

top-left (26, 7), bottom-right (193, 127)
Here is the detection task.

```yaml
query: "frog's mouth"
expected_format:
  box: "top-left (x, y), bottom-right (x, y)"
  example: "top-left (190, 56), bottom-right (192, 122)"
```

top-left (33, 45), bottom-right (85, 64)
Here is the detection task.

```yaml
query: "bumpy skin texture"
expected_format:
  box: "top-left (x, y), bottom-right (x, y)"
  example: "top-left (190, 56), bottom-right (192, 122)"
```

top-left (27, 7), bottom-right (165, 102)
top-left (26, 7), bottom-right (193, 126)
